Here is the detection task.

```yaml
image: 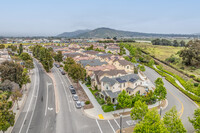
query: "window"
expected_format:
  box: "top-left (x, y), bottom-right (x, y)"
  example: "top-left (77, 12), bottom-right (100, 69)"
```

top-left (120, 84), bottom-right (122, 88)
top-left (124, 83), bottom-right (125, 87)
top-left (127, 66), bottom-right (129, 69)
top-left (106, 86), bottom-right (109, 90)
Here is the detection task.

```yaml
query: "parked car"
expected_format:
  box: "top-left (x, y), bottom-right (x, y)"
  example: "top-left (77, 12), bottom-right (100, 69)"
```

top-left (54, 63), bottom-right (60, 68)
top-left (75, 101), bottom-right (82, 109)
top-left (69, 85), bottom-right (74, 90)
top-left (72, 94), bottom-right (79, 101)
top-left (61, 70), bottom-right (65, 75)
top-left (70, 89), bottom-right (76, 94)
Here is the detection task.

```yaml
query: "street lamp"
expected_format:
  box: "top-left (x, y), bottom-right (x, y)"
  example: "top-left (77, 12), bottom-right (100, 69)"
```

top-left (120, 115), bottom-right (123, 133)
top-left (160, 107), bottom-right (162, 116)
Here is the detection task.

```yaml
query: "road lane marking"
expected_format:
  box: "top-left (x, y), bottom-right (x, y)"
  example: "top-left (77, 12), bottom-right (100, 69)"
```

top-left (114, 119), bottom-right (120, 128)
top-left (96, 119), bottom-right (103, 133)
top-left (45, 83), bottom-right (49, 116)
top-left (98, 114), bottom-right (104, 119)
top-left (54, 68), bottom-right (71, 112)
top-left (108, 120), bottom-right (115, 133)
top-left (167, 89), bottom-right (184, 118)
top-left (19, 63), bottom-right (38, 133)
top-left (26, 63), bottom-right (40, 133)
top-left (55, 68), bottom-right (76, 111)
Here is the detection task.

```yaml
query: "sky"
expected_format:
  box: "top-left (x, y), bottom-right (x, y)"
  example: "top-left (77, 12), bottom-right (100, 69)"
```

top-left (1, 0), bottom-right (200, 36)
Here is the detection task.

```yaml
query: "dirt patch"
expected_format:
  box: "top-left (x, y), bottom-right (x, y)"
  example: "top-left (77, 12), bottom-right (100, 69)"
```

top-left (67, 75), bottom-right (93, 109)
top-left (116, 126), bottom-right (134, 133)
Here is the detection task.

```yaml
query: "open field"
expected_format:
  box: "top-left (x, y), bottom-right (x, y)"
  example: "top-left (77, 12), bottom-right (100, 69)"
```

top-left (131, 42), bottom-right (183, 61)
top-left (130, 42), bottom-right (200, 79)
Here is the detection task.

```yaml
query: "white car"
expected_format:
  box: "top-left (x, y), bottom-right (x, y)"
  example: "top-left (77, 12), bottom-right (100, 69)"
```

top-left (75, 101), bottom-right (82, 109)
top-left (72, 94), bottom-right (79, 101)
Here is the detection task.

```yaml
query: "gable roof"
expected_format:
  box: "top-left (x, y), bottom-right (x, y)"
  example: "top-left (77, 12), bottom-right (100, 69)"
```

top-left (114, 59), bottom-right (133, 66)
top-left (79, 59), bottom-right (107, 67)
top-left (101, 74), bottom-right (140, 86)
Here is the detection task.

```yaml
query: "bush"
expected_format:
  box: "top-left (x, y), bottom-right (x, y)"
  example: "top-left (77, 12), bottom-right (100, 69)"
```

top-left (190, 75), bottom-right (196, 78)
top-left (194, 83), bottom-right (199, 87)
top-left (8, 101), bottom-right (13, 109)
top-left (60, 64), bottom-right (63, 67)
top-left (97, 97), bottom-right (105, 105)
top-left (180, 66), bottom-right (185, 70)
top-left (85, 101), bottom-right (90, 105)
top-left (102, 104), bottom-right (114, 112)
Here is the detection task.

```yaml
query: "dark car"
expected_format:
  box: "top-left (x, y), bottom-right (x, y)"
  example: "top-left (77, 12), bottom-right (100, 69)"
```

top-left (61, 70), bottom-right (65, 75)
top-left (70, 89), bottom-right (76, 94)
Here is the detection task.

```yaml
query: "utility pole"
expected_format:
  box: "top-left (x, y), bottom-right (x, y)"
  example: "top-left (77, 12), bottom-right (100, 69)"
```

top-left (120, 115), bottom-right (123, 133)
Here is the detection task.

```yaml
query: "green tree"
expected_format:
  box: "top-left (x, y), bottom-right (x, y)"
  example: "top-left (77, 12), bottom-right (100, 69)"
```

top-left (18, 44), bottom-right (23, 55)
top-left (163, 106), bottom-right (186, 133)
top-left (11, 87), bottom-right (22, 110)
top-left (148, 59), bottom-right (154, 66)
top-left (20, 52), bottom-right (32, 61)
top-left (133, 109), bottom-right (169, 133)
top-left (130, 100), bottom-right (148, 121)
top-left (154, 84), bottom-right (167, 102)
top-left (0, 61), bottom-right (23, 87)
top-left (139, 65), bottom-right (146, 72)
top-left (0, 44), bottom-right (5, 49)
top-left (117, 90), bottom-right (132, 112)
top-left (0, 101), bottom-right (15, 133)
top-left (123, 56), bottom-right (130, 61)
top-left (64, 57), bottom-right (76, 72)
top-left (189, 108), bottom-right (200, 133)
top-left (21, 68), bottom-right (31, 90)
top-left (131, 57), bottom-right (137, 63)
top-left (55, 51), bottom-right (63, 62)
top-left (68, 63), bottom-right (86, 83)
top-left (25, 60), bottom-right (34, 72)
top-left (155, 77), bottom-right (164, 86)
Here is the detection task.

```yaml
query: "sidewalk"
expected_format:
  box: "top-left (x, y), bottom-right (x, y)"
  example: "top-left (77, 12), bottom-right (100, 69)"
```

top-left (5, 70), bottom-right (33, 133)
top-left (79, 81), bottom-right (167, 120)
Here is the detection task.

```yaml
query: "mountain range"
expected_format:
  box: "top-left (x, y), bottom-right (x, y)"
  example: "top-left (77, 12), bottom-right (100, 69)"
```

top-left (57, 27), bottom-right (198, 38)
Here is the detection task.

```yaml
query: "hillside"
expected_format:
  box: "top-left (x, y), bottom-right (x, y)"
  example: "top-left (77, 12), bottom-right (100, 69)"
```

top-left (57, 29), bottom-right (90, 38)
top-left (57, 27), bottom-right (197, 38)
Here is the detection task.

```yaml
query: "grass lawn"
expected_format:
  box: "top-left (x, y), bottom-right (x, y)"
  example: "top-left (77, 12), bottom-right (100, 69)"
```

top-left (130, 42), bottom-right (183, 61)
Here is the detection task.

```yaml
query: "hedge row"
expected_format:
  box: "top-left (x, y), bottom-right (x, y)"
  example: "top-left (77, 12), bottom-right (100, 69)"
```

top-left (149, 65), bottom-right (200, 102)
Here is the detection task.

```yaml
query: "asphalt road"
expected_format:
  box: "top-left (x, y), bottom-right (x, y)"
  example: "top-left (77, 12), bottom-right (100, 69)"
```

top-left (144, 66), bottom-right (197, 132)
top-left (12, 59), bottom-right (197, 133)
top-left (12, 60), bottom-right (56, 133)
top-left (52, 67), bottom-right (134, 133)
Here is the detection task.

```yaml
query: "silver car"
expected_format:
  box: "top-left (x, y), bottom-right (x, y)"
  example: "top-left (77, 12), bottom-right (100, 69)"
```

top-left (75, 101), bottom-right (82, 109)
top-left (72, 94), bottom-right (79, 101)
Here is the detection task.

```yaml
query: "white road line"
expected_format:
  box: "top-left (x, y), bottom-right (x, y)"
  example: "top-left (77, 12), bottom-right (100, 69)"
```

top-left (19, 63), bottom-right (38, 133)
top-left (54, 68), bottom-right (71, 112)
top-left (114, 119), bottom-right (120, 128)
top-left (55, 67), bottom-right (76, 111)
top-left (26, 63), bottom-right (40, 133)
top-left (108, 120), bottom-right (115, 133)
top-left (96, 119), bottom-right (103, 133)
top-left (45, 83), bottom-right (49, 116)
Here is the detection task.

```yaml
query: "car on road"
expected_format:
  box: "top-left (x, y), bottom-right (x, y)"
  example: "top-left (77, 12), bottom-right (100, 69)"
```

top-left (70, 89), bottom-right (76, 94)
top-left (54, 63), bottom-right (60, 68)
top-left (69, 85), bottom-right (74, 90)
top-left (75, 101), bottom-right (82, 109)
top-left (72, 94), bottom-right (79, 101)
top-left (61, 70), bottom-right (65, 75)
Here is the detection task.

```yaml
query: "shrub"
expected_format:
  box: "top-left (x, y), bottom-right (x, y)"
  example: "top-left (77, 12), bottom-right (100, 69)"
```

top-left (8, 101), bottom-right (13, 109)
top-left (85, 101), bottom-right (90, 105)
top-left (60, 64), bottom-right (63, 67)
top-left (180, 66), bottom-right (185, 70)
top-left (102, 104), bottom-right (114, 112)
top-left (97, 98), bottom-right (105, 105)
top-left (190, 75), bottom-right (196, 78)
top-left (194, 83), bottom-right (199, 87)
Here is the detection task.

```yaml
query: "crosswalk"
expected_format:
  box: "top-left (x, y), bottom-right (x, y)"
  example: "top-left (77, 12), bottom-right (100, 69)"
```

top-left (96, 117), bottom-right (135, 133)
